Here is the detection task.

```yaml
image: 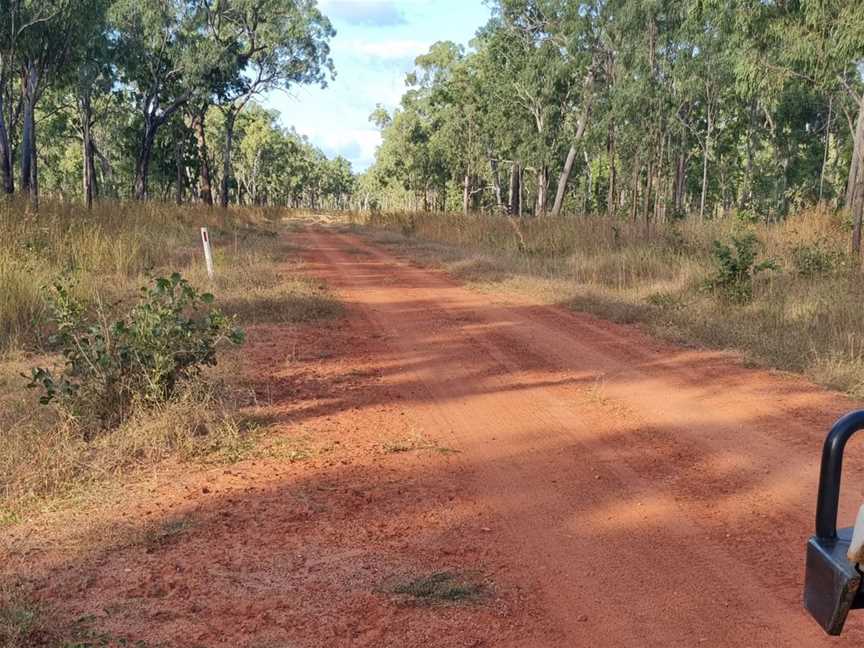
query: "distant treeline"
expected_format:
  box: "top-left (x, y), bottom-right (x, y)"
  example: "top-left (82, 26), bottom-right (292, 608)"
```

top-left (360, 1), bottom-right (864, 251)
top-left (0, 0), bottom-right (353, 211)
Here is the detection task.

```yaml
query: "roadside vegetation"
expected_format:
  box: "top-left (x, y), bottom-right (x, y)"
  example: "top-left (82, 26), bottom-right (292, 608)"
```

top-left (0, 199), bottom-right (340, 525)
top-left (356, 206), bottom-right (864, 396)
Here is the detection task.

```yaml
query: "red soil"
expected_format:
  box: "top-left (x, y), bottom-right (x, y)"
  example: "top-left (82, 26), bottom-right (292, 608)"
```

top-left (6, 226), bottom-right (864, 646)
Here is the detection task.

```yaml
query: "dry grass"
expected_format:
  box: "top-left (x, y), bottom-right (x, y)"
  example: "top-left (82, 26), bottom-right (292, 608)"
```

top-left (384, 571), bottom-right (487, 605)
top-left (355, 206), bottom-right (864, 396)
top-left (0, 200), bottom-right (340, 522)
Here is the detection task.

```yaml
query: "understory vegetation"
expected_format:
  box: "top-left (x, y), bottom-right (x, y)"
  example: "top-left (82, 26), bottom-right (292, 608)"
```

top-left (0, 199), bottom-right (340, 522)
top-left (357, 206), bottom-right (864, 396)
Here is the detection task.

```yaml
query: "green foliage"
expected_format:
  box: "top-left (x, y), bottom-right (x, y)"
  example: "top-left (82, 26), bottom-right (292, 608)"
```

top-left (27, 273), bottom-right (244, 433)
top-left (791, 242), bottom-right (846, 278)
top-left (705, 233), bottom-right (777, 302)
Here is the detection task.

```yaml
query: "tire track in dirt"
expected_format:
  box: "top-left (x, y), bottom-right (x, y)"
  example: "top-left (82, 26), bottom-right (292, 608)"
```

top-left (298, 226), bottom-right (864, 647)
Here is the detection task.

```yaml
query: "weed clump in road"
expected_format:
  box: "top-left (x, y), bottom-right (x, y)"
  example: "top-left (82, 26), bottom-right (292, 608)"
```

top-left (386, 571), bottom-right (486, 605)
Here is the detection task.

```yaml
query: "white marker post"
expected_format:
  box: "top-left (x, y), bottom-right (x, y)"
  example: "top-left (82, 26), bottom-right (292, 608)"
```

top-left (200, 227), bottom-right (215, 280)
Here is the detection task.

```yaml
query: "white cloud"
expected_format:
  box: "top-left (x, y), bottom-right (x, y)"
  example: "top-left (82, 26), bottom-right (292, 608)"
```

top-left (304, 127), bottom-right (382, 170)
top-left (337, 38), bottom-right (430, 61)
top-left (319, 0), bottom-right (406, 27)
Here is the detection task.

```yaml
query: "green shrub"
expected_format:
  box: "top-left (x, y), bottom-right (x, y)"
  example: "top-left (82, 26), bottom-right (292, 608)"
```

top-left (705, 232), bottom-right (777, 302)
top-left (791, 242), bottom-right (844, 277)
top-left (26, 273), bottom-right (244, 434)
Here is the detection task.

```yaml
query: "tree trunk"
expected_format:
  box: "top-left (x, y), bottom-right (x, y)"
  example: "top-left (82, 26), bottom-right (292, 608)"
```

top-left (845, 96), bottom-right (864, 208)
top-left (519, 165), bottom-right (525, 217)
top-left (535, 165), bottom-right (548, 217)
top-left (699, 114), bottom-right (711, 220)
top-left (550, 64), bottom-right (595, 217)
top-left (643, 157), bottom-right (654, 225)
top-left (193, 110), bottom-right (213, 206)
top-left (740, 101), bottom-right (756, 209)
top-left (779, 153), bottom-right (790, 217)
top-left (552, 146), bottom-right (578, 217)
top-left (93, 143), bottom-right (112, 196)
top-left (849, 99), bottom-right (864, 255)
top-left (489, 154), bottom-right (503, 212)
top-left (29, 113), bottom-right (38, 211)
top-left (20, 110), bottom-right (31, 194)
top-left (134, 119), bottom-right (158, 200)
top-left (82, 121), bottom-right (94, 210)
top-left (606, 124), bottom-right (616, 217)
top-left (509, 162), bottom-right (521, 216)
top-left (462, 173), bottom-right (470, 216)
top-left (819, 96), bottom-right (833, 202)
top-left (673, 143), bottom-right (687, 215)
top-left (220, 111), bottom-right (236, 209)
top-left (18, 61), bottom-right (41, 209)
top-left (0, 92), bottom-right (12, 195)
top-left (851, 171), bottom-right (864, 256)
top-left (80, 93), bottom-right (96, 209)
top-left (630, 154), bottom-right (641, 222)
top-left (174, 137), bottom-right (184, 205)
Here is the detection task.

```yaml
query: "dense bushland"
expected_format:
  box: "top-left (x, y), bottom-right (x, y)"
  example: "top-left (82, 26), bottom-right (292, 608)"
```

top-left (360, 2), bottom-right (864, 258)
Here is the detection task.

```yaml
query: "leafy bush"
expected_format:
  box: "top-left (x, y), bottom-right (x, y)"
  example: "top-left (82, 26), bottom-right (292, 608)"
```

top-left (27, 273), bottom-right (244, 434)
top-left (705, 233), bottom-right (776, 302)
top-left (791, 242), bottom-right (844, 278)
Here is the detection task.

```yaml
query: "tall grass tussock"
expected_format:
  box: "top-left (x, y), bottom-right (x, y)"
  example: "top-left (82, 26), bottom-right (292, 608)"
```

top-left (357, 206), bottom-right (864, 396)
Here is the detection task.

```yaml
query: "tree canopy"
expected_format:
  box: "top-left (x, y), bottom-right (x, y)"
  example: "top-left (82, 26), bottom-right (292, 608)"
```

top-left (0, 0), bottom-right (346, 209)
top-left (363, 0), bottom-right (864, 250)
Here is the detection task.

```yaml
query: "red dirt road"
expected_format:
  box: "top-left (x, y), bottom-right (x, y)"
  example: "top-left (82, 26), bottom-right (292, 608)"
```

top-left (297, 227), bottom-right (864, 647)
top-left (9, 226), bottom-right (864, 646)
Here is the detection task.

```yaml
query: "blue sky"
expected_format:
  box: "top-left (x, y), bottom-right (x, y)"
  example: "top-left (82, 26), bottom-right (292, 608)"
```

top-left (264, 0), bottom-right (491, 172)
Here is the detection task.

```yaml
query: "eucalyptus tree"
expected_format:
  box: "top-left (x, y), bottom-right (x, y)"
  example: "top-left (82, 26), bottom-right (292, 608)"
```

top-left (0, 0), bottom-right (18, 194)
top-left (200, 0), bottom-right (334, 208)
top-left (407, 41), bottom-right (490, 214)
top-left (67, 0), bottom-right (114, 208)
top-left (110, 0), bottom-right (225, 199)
top-left (744, 0), bottom-right (864, 249)
top-left (8, 0), bottom-right (88, 208)
top-left (483, 1), bottom-right (578, 217)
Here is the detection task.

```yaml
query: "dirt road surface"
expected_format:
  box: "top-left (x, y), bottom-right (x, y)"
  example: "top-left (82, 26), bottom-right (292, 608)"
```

top-left (10, 226), bottom-right (864, 647)
top-left (296, 228), bottom-right (864, 647)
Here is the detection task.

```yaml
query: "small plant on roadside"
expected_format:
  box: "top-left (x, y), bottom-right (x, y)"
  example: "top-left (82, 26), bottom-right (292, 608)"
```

top-left (142, 516), bottom-right (194, 551)
top-left (400, 213), bottom-right (417, 238)
top-left (645, 291), bottom-right (685, 311)
top-left (704, 232), bottom-right (776, 302)
top-left (26, 273), bottom-right (244, 434)
top-left (791, 241), bottom-right (845, 278)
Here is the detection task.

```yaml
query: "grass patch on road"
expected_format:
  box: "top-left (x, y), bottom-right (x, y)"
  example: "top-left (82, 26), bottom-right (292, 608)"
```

top-left (386, 571), bottom-right (486, 605)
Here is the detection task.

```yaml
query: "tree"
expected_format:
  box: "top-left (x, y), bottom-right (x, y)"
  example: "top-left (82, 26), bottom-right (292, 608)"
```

top-left (746, 0), bottom-right (864, 250)
top-left (202, 0), bottom-right (334, 208)
top-left (110, 0), bottom-right (222, 199)
top-left (9, 0), bottom-right (88, 208)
